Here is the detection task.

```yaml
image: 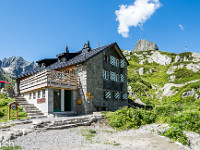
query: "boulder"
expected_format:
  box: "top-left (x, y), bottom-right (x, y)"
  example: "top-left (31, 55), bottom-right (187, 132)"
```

top-left (134, 39), bottom-right (159, 51)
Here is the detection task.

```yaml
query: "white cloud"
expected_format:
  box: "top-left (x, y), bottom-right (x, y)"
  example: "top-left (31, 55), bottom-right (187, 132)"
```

top-left (115, 0), bottom-right (161, 38)
top-left (178, 24), bottom-right (184, 31)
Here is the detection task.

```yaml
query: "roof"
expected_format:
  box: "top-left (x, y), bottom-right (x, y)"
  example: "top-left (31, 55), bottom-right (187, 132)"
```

top-left (16, 42), bottom-right (128, 79)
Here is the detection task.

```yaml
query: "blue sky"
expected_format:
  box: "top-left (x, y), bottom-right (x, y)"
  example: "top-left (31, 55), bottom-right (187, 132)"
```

top-left (0, 0), bottom-right (200, 62)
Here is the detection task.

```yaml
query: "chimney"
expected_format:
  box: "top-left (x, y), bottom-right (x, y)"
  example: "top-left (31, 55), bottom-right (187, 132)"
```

top-left (65, 45), bottom-right (69, 53)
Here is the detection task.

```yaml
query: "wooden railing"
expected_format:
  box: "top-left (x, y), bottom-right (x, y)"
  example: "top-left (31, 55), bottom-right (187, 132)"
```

top-left (20, 70), bottom-right (78, 93)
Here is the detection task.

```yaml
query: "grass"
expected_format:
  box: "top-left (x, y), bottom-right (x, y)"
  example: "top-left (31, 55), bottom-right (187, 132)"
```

top-left (81, 129), bottom-right (97, 141)
top-left (0, 94), bottom-right (28, 122)
top-left (1, 146), bottom-right (22, 150)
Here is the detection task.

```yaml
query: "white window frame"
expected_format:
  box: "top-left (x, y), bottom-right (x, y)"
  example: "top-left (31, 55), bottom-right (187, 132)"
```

top-left (33, 92), bottom-right (36, 99)
top-left (38, 90), bottom-right (41, 98)
top-left (29, 93), bottom-right (32, 99)
top-left (42, 89), bottom-right (45, 98)
top-left (103, 70), bottom-right (109, 80)
top-left (114, 92), bottom-right (120, 99)
top-left (115, 59), bottom-right (119, 67)
top-left (104, 91), bottom-right (112, 99)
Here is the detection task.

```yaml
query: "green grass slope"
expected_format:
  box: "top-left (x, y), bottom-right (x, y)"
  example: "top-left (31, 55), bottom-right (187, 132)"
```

top-left (105, 50), bottom-right (200, 146)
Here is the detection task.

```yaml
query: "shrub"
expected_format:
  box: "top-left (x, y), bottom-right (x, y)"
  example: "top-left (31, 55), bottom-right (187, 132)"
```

top-left (170, 111), bottom-right (200, 133)
top-left (0, 111), bottom-right (4, 117)
top-left (105, 107), bottom-right (156, 129)
top-left (160, 127), bottom-right (189, 146)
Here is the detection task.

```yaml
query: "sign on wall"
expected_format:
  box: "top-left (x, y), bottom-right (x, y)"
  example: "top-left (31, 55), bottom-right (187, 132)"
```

top-left (37, 98), bottom-right (46, 104)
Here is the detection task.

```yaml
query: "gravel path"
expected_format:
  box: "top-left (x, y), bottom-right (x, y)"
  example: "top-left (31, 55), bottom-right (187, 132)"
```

top-left (12, 122), bottom-right (189, 150)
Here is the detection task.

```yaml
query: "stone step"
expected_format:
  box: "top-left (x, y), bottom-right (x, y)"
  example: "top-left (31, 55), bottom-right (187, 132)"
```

top-left (15, 96), bottom-right (47, 119)
top-left (29, 115), bottom-right (47, 119)
top-left (27, 112), bottom-right (44, 116)
top-left (25, 109), bottom-right (41, 113)
top-left (46, 124), bottom-right (77, 130)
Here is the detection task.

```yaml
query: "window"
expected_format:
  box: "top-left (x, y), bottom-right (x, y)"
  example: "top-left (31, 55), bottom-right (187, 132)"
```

top-left (33, 92), bottom-right (36, 99)
top-left (120, 59), bottom-right (125, 68)
top-left (116, 74), bottom-right (119, 82)
top-left (110, 71), bottom-right (116, 81)
top-left (29, 93), bottom-right (32, 99)
top-left (38, 90), bottom-right (40, 98)
top-left (122, 93), bottom-right (128, 100)
top-left (42, 89), bottom-right (45, 98)
top-left (121, 74), bottom-right (124, 82)
top-left (104, 91), bottom-right (111, 99)
top-left (103, 70), bottom-right (109, 80)
top-left (115, 59), bottom-right (119, 67)
top-left (110, 56), bottom-right (116, 66)
top-left (114, 92), bottom-right (120, 99)
top-left (104, 55), bottom-right (109, 63)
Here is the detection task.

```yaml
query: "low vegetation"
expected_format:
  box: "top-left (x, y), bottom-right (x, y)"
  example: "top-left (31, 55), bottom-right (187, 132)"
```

top-left (105, 50), bottom-right (200, 146)
top-left (0, 93), bottom-right (28, 122)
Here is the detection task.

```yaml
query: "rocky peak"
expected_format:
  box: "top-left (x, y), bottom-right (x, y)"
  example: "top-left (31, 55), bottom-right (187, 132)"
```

top-left (1, 56), bottom-right (36, 78)
top-left (134, 39), bottom-right (159, 52)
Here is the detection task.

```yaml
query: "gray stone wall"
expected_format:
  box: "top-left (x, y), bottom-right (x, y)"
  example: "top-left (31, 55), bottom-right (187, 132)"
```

top-left (74, 47), bottom-right (128, 114)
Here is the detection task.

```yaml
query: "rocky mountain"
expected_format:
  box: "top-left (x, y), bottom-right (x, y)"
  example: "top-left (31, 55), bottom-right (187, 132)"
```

top-left (134, 39), bottom-right (159, 51)
top-left (0, 56), bottom-right (36, 82)
top-left (123, 39), bottom-right (200, 105)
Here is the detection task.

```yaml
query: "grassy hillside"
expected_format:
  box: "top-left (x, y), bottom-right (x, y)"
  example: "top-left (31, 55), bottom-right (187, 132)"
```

top-left (105, 50), bottom-right (200, 146)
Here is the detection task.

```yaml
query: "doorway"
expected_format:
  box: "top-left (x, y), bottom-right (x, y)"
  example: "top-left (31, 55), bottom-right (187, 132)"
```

top-left (53, 89), bottom-right (61, 112)
top-left (65, 90), bottom-right (71, 111)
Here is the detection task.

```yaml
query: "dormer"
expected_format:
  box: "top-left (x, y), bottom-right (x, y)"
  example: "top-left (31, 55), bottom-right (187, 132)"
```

top-left (36, 59), bottom-right (58, 69)
top-left (81, 41), bottom-right (91, 53)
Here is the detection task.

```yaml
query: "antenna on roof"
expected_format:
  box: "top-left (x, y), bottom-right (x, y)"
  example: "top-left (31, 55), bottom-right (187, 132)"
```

top-left (185, 45), bottom-right (188, 52)
top-left (98, 42), bottom-right (100, 48)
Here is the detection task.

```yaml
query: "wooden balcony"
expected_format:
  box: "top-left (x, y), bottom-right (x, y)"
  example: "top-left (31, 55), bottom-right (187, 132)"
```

top-left (20, 70), bottom-right (79, 93)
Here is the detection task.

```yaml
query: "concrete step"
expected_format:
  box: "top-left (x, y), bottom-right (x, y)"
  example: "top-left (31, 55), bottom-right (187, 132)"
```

top-left (29, 115), bottom-right (47, 119)
top-left (15, 96), bottom-right (47, 119)
top-left (27, 112), bottom-right (44, 116)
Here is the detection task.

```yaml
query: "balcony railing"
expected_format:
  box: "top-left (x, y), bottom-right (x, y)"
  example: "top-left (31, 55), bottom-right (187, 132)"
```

top-left (20, 70), bottom-right (78, 93)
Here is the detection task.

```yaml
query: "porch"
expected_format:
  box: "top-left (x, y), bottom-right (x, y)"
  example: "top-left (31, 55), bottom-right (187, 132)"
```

top-left (19, 70), bottom-right (79, 94)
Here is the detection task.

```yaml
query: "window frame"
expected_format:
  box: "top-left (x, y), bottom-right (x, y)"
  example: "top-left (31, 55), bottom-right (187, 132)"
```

top-left (42, 89), bottom-right (45, 98)
top-left (33, 92), bottom-right (36, 99)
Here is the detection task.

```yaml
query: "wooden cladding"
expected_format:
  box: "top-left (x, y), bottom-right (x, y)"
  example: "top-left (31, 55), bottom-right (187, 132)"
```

top-left (20, 70), bottom-right (78, 93)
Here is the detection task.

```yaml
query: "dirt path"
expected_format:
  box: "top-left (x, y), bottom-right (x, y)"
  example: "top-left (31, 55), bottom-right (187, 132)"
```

top-left (12, 122), bottom-right (188, 150)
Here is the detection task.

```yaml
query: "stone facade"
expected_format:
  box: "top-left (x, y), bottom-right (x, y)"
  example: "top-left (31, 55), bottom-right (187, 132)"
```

top-left (17, 42), bottom-right (128, 116)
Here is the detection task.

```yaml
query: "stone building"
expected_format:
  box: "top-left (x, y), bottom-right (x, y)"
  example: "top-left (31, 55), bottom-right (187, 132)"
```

top-left (15, 42), bottom-right (128, 117)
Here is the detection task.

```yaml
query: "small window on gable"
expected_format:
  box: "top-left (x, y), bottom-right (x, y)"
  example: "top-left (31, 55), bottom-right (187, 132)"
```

top-left (116, 74), bottom-right (119, 82)
top-left (42, 89), bottom-right (45, 98)
top-left (33, 92), bottom-right (36, 99)
top-left (29, 93), bottom-right (32, 99)
top-left (122, 93), bottom-right (128, 100)
top-left (103, 70), bottom-right (109, 80)
top-left (121, 74), bottom-right (124, 82)
top-left (110, 56), bottom-right (116, 66)
top-left (114, 92), bottom-right (120, 99)
top-left (120, 59), bottom-right (125, 68)
top-left (104, 54), bottom-right (109, 63)
top-left (110, 71), bottom-right (116, 81)
top-left (104, 91), bottom-right (111, 99)
top-left (115, 59), bottom-right (119, 67)
top-left (38, 90), bottom-right (40, 98)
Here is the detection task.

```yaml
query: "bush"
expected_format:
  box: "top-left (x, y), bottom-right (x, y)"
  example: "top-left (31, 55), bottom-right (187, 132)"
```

top-left (0, 111), bottom-right (4, 117)
top-left (160, 127), bottom-right (189, 146)
top-left (170, 111), bottom-right (200, 133)
top-left (105, 107), bottom-right (156, 129)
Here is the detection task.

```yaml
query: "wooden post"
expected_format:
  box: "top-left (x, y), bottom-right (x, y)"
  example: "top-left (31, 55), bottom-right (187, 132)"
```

top-left (8, 105), bottom-right (10, 120)
top-left (16, 104), bottom-right (18, 119)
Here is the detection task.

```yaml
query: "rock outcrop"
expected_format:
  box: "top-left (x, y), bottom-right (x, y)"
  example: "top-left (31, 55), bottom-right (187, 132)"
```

top-left (0, 56), bottom-right (36, 78)
top-left (134, 39), bottom-right (159, 51)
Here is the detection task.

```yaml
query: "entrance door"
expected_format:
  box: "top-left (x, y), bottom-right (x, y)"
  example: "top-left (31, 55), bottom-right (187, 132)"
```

top-left (65, 90), bottom-right (71, 111)
top-left (54, 89), bottom-right (61, 112)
